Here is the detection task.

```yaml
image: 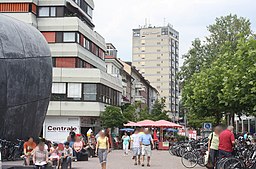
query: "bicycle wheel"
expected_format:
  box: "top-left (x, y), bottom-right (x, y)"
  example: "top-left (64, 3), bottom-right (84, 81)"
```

top-left (169, 146), bottom-right (174, 156)
top-left (216, 158), bottom-right (227, 169)
top-left (197, 156), bottom-right (205, 167)
top-left (181, 152), bottom-right (197, 168)
top-left (221, 158), bottom-right (245, 169)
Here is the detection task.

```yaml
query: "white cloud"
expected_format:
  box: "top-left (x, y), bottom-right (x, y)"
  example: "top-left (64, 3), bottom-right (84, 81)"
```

top-left (93, 0), bottom-right (256, 63)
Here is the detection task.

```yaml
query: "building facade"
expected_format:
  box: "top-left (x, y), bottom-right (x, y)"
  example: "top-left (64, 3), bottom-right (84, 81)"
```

top-left (0, 0), bottom-right (122, 142)
top-left (132, 24), bottom-right (179, 119)
top-left (120, 61), bottom-right (159, 109)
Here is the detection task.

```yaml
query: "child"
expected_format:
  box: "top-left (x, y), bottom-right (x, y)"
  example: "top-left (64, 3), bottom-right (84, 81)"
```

top-left (49, 143), bottom-right (60, 167)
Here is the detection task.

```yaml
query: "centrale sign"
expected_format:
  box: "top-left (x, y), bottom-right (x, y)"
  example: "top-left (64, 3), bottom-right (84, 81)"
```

top-left (47, 126), bottom-right (78, 132)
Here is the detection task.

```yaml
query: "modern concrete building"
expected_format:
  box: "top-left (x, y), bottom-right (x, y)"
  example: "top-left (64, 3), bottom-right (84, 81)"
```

top-left (0, 0), bottom-right (122, 142)
top-left (132, 24), bottom-right (179, 119)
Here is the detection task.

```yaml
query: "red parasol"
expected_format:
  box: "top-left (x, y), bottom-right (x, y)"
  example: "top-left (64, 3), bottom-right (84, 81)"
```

top-left (124, 121), bottom-right (139, 127)
top-left (154, 120), bottom-right (183, 128)
top-left (136, 120), bottom-right (156, 127)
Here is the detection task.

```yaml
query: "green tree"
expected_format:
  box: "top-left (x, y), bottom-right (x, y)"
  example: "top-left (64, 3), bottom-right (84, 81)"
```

top-left (100, 106), bottom-right (127, 128)
top-left (180, 14), bottom-right (254, 124)
top-left (150, 98), bottom-right (169, 121)
top-left (179, 14), bottom-right (252, 82)
top-left (122, 103), bottom-right (138, 122)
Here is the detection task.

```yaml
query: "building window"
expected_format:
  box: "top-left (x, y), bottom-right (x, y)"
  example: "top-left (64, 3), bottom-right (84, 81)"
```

top-left (74, 0), bottom-right (80, 5)
top-left (63, 32), bottom-right (76, 42)
top-left (38, 7), bottom-right (56, 17)
top-left (161, 28), bottom-right (168, 35)
top-left (52, 83), bottom-right (66, 94)
top-left (133, 30), bottom-right (140, 37)
top-left (87, 5), bottom-right (93, 17)
top-left (52, 57), bottom-right (56, 67)
top-left (76, 58), bottom-right (84, 68)
top-left (38, 7), bottom-right (49, 16)
top-left (83, 84), bottom-right (97, 101)
top-left (85, 38), bottom-right (90, 50)
top-left (50, 7), bottom-right (56, 16)
top-left (67, 83), bottom-right (82, 98)
top-left (76, 33), bottom-right (80, 43)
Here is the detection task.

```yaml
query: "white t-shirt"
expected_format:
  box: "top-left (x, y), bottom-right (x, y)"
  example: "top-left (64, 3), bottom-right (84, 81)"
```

top-left (131, 134), bottom-right (141, 148)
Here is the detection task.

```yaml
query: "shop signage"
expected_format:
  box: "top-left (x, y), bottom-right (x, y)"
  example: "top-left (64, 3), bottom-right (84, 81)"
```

top-left (47, 126), bottom-right (78, 132)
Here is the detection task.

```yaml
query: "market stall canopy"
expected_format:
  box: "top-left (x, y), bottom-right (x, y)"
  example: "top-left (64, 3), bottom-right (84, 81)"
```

top-left (136, 120), bottom-right (156, 127)
top-left (120, 128), bottom-right (135, 132)
top-left (155, 120), bottom-right (183, 128)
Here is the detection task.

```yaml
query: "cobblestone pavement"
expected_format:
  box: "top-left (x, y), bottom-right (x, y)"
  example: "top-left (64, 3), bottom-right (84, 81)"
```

top-left (3, 150), bottom-right (204, 169)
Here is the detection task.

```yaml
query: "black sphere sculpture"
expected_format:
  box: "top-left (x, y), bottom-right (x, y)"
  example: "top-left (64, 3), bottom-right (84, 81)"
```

top-left (0, 14), bottom-right (52, 141)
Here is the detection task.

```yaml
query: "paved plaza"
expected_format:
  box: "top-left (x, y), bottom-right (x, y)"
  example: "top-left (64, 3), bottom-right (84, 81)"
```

top-left (3, 150), bottom-right (204, 169)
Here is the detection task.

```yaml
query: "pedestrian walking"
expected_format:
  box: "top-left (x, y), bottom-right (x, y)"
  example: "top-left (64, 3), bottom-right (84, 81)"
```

top-left (73, 137), bottom-right (83, 161)
top-left (88, 133), bottom-right (96, 157)
top-left (130, 129), bottom-right (141, 165)
top-left (122, 132), bottom-right (130, 155)
top-left (207, 126), bottom-right (222, 169)
top-left (96, 130), bottom-right (110, 169)
top-left (218, 126), bottom-right (235, 158)
top-left (140, 128), bottom-right (154, 167)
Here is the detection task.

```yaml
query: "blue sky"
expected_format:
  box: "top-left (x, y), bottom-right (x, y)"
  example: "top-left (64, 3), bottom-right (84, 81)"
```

top-left (93, 0), bottom-right (256, 64)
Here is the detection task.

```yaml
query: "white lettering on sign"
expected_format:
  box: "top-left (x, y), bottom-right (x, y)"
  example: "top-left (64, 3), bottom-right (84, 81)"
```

top-left (47, 126), bottom-right (78, 132)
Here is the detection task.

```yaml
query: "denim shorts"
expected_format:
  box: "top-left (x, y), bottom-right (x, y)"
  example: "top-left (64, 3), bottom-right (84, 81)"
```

top-left (132, 147), bottom-right (141, 156)
top-left (98, 149), bottom-right (107, 164)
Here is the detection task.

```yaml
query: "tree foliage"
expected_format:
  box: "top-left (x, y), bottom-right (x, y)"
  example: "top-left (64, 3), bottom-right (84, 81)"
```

top-left (180, 14), bottom-right (255, 127)
top-left (150, 98), bottom-right (169, 121)
top-left (101, 99), bottom-right (170, 128)
top-left (100, 106), bottom-right (127, 128)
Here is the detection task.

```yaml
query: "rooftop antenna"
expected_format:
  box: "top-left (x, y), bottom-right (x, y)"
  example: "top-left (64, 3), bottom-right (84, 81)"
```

top-left (163, 18), bottom-right (166, 26)
top-left (148, 18), bottom-right (152, 28)
top-left (145, 18), bottom-right (147, 28)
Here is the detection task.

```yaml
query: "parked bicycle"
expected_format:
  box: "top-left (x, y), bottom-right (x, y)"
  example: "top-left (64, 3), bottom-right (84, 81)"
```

top-left (0, 139), bottom-right (24, 161)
